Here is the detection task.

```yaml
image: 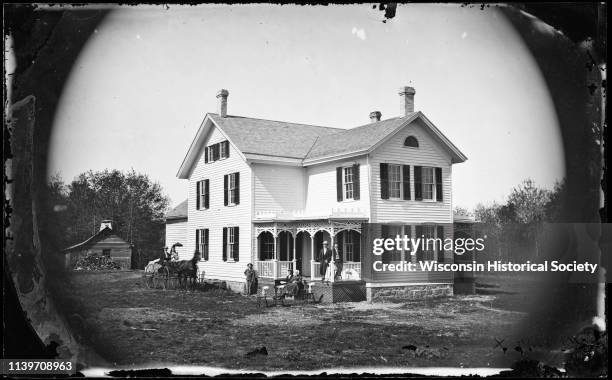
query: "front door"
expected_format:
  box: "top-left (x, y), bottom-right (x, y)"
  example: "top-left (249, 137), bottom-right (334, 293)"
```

top-left (298, 233), bottom-right (311, 277)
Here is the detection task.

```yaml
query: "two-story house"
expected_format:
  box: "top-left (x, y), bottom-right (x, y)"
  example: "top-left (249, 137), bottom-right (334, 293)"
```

top-left (168, 86), bottom-right (467, 302)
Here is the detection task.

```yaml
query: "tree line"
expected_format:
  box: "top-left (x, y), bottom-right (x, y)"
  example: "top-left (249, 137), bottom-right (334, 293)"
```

top-left (456, 178), bottom-right (566, 262)
top-left (46, 169), bottom-right (170, 269)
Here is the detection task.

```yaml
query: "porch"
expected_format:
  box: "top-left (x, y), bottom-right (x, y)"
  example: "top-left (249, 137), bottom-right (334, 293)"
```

top-left (253, 214), bottom-right (365, 283)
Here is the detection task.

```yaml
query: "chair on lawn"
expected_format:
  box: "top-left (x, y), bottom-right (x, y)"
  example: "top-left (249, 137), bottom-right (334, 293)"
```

top-left (302, 280), bottom-right (315, 304)
top-left (257, 285), bottom-right (283, 308)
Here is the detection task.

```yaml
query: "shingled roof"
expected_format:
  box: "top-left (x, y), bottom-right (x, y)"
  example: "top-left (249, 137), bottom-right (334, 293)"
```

top-left (305, 116), bottom-right (411, 160)
top-left (208, 114), bottom-right (341, 159)
top-left (178, 110), bottom-right (466, 178)
top-left (166, 199), bottom-right (188, 220)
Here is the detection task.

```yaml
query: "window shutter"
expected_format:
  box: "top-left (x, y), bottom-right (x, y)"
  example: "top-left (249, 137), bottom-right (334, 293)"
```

top-left (336, 167), bottom-right (343, 202)
top-left (223, 174), bottom-right (228, 206)
top-left (205, 229), bottom-right (209, 261)
top-left (204, 179), bottom-right (209, 209)
top-left (435, 167), bottom-right (443, 202)
top-left (415, 225), bottom-right (424, 261)
top-left (402, 165), bottom-right (411, 200)
top-left (234, 227), bottom-right (239, 261)
top-left (195, 229), bottom-right (200, 254)
top-left (380, 163), bottom-right (389, 199)
top-left (414, 166), bottom-right (422, 201)
top-left (381, 224), bottom-right (390, 263)
top-left (437, 225), bottom-right (445, 263)
top-left (353, 164), bottom-right (360, 200)
top-left (204, 147), bottom-right (209, 164)
top-left (234, 172), bottom-right (240, 205)
top-left (222, 227), bottom-right (227, 261)
top-left (196, 181), bottom-right (201, 210)
top-left (224, 141), bottom-right (230, 159)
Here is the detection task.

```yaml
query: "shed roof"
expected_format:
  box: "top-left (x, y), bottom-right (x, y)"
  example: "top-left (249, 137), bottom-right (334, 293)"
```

top-left (166, 199), bottom-right (188, 220)
top-left (63, 227), bottom-right (130, 252)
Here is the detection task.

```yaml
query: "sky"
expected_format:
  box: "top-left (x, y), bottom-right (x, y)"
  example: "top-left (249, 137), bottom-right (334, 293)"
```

top-left (47, 4), bottom-right (565, 210)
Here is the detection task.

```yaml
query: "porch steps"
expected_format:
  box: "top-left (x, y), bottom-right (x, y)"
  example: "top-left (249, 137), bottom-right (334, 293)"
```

top-left (311, 280), bottom-right (366, 303)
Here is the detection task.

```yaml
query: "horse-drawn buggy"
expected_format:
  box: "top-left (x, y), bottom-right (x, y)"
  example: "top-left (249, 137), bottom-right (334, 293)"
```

top-left (143, 243), bottom-right (202, 290)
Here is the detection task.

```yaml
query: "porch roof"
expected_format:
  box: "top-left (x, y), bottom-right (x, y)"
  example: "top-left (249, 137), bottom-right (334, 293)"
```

top-left (253, 209), bottom-right (369, 223)
top-left (253, 216), bottom-right (369, 223)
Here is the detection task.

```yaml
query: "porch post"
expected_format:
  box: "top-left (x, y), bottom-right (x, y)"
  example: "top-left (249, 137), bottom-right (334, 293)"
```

top-left (310, 234), bottom-right (315, 281)
top-left (273, 233), bottom-right (278, 279)
top-left (292, 232), bottom-right (297, 272)
top-left (329, 224), bottom-right (335, 283)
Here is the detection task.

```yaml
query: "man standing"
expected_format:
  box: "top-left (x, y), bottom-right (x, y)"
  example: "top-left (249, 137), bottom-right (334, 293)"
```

top-left (319, 241), bottom-right (332, 283)
top-left (333, 243), bottom-right (343, 280)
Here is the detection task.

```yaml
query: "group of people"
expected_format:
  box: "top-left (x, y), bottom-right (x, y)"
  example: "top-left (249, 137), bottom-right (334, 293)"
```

top-left (244, 263), bottom-right (305, 297)
top-left (318, 241), bottom-right (343, 283)
top-left (242, 240), bottom-right (343, 296)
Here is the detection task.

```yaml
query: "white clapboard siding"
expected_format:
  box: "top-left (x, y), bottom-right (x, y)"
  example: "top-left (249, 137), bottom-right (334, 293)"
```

top-left (165, 219), bottom-right (188, 258)
top-left (187, 126), bottom-right (252, 283)
top-left (370, 119), bottom-right (453, 224)
top-left (253, 164), bottom-right (306, 213)
top-left (304, 157), bottom-right (370, 217)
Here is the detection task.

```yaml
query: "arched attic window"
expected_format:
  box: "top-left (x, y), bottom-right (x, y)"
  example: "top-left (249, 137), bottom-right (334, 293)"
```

top-left (404, 136), bottom-right (419, 148)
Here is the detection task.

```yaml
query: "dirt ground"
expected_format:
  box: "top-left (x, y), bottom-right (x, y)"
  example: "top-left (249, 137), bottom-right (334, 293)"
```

top-left (52, 271), bottom-right (563, 372)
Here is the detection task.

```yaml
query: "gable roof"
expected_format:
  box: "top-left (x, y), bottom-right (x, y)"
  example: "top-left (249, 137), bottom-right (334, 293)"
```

top-left (177, 111), bottom-right (467, 177)
top-left (208, 114), bottom-right (342, 159)
top-left (305, 116), bottom-right (411, 161)
top-left (63, 227), bottom-right (129, 252)
top-left (166, 199), bottom-right (188, 220)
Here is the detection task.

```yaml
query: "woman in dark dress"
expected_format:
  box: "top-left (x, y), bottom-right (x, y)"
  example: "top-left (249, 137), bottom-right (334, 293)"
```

top-left (244, 263), bottom-right (258, 295)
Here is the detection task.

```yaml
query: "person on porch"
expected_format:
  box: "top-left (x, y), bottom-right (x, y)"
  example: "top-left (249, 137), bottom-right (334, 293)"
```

top-left (333, 243), bottom-right (343, 281)
top-left (244, 263), bottom-right (258, 295)
top-left (319, 241), bottom-right (333, 283)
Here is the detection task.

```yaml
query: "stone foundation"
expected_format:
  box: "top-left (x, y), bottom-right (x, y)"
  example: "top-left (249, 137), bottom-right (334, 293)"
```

top-left (222, 280), bottom-right (243, 293)
top-left (453, 278), bottom-right (476, 295)
top-left (367, 284), bottom-right (453, 302)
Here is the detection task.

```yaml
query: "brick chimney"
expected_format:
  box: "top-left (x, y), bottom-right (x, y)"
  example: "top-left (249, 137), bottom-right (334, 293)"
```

top-left (398, 86), bottom-right (416, 116)
top-left (100, 220), bottom-right (112, 231)
top-left (216, 89), bottom-right (229, 117)
top-left (369, 111), bottom-right (382, 122)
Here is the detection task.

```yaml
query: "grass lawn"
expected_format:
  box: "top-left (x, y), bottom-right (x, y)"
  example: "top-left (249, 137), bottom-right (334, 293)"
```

top-left (52, 270), bottom-right (558, 372)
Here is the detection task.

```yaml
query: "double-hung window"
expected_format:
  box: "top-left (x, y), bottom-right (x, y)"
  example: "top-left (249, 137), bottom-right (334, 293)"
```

top-left (222, 227), bottom-right (239, 262)
top-left (388, 164), bottom-right (402, 199)
top-left (415, 225), bottom-right (445, 262)
top-left (336, 164), bottom-right (360, 202)
top-left (414, 166), bottom-right (442, 202)
top-left (219, 142), bottom-right (227, 159)
top-left (343, 166), bottom-right (354, 200)
top-left (228, 173), bottom-right (238, 204)
top-left (196, 179), bottom-right (209, 210)
top-left (196, 229), bottom-right (209, 260)
top-left (223, 172), bottom-right (240, 206)
top-left (422, 167), bottom-right (435, 201)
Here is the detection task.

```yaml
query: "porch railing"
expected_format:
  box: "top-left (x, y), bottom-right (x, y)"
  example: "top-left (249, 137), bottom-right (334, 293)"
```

top-left (309, 261), bottom-right (361, 281)
top-left (256, 260), bottom-right (294, 279)
top-left (342, 261), bottom-right (361, 280)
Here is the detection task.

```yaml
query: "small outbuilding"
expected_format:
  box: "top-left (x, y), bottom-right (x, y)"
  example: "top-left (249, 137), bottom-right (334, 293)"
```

top-left (63, 220), bottom-right (132, 269)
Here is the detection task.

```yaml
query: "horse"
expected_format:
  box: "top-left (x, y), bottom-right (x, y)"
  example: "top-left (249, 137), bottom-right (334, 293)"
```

top-left (174, 250), bottom-right (202, 289)
top-left (159, 249), bottom-right (201, 290)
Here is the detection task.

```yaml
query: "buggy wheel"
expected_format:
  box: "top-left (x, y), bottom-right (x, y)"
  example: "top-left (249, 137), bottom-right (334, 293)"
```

top-left (144, 274), bottom-right (154, 289)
